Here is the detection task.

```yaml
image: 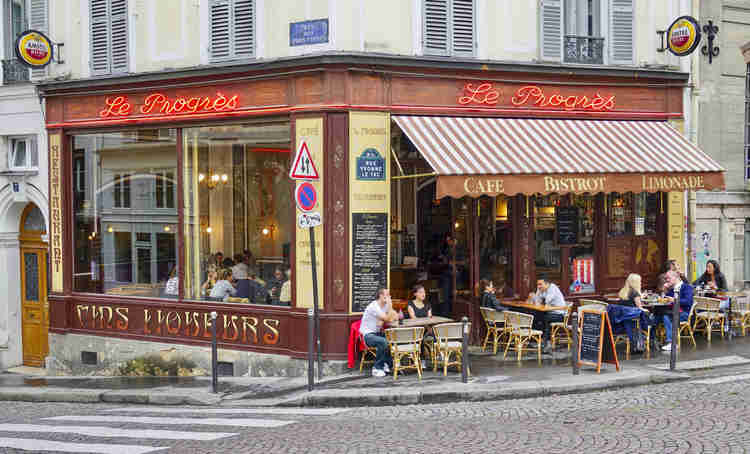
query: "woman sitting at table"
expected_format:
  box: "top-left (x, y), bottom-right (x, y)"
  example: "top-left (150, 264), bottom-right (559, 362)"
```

top-left (209, 269), bottom-right (237, 301)
top-left (693, 259), bottom-right (727, 294)
top-left (612, 273), bottom-right (650, 352)
top-left (479, 279), bottom-right (506, 311)
top-left (407, 284), bottom-right (432, 319)
top-left (618, 273), bottom-right (644, 309)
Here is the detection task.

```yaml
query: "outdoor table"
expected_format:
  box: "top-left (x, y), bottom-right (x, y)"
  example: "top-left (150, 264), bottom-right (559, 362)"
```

top-left (397, 316), bottom-right (454, 328)
top-left (500, 300), bottom-right (565, 346)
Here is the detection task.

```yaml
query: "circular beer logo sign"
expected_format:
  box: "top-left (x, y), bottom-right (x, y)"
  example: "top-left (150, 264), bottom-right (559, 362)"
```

top-left (15, 30), bottom-right (54, 68)
top-left (667, 16), bottom-right (701, 56)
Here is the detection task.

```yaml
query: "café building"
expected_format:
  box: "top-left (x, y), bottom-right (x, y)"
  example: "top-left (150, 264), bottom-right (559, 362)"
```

top-left (39, 54), bottom-right (724, 375)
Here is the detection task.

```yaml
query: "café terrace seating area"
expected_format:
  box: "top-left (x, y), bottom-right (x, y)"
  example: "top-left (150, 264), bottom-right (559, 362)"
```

top-left (350, 290), bottom-right (750, 380)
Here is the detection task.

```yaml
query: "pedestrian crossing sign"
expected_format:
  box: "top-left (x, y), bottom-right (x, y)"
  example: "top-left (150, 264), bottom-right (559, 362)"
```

top-left (290, 140), bottom-right (320, 180)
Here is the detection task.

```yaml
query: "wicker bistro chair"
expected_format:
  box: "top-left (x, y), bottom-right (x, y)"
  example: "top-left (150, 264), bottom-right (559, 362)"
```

top-left (693, 296), bottom-right (725, 343)
top-left (480, 307), bottom-right (509, 354)
top-left (732, 297), bottom-right (750, 336)
top-left (433, 323), bottom-right (470, 376)
top-left (384, 327), bottom-right (425, 380)
top-left (359, 333), bottom-right (378, 372)
top-left (550, 305), bottom-right (573, 351)
top-left (503, 311), bottom-right (543, 361)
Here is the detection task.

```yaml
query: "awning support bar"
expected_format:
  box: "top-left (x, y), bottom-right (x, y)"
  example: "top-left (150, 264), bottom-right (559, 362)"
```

top-left (391, 172), bottom-right (437, 180)
top-left (391, 149), bottom-right (405, 176)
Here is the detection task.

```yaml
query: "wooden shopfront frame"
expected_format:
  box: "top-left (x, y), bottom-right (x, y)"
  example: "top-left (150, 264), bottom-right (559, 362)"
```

top-left (40, 54), bottom-right (709, 361)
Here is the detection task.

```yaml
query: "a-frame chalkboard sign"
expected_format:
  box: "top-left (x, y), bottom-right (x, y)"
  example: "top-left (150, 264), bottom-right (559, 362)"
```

top-left (578, 307), bottom-right (620, 373)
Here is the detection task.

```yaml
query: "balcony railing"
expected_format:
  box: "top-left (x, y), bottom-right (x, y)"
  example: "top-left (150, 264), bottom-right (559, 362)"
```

top-left (563, 35), bottom-right (604, 65)
top-left (2, 59), bottom-right (30, 84)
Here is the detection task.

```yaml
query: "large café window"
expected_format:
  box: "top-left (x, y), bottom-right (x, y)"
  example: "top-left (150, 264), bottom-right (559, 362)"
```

top-left (183, 123), bottom-right (293, 305)
top-left (72, 130), bottom-right (178, 296)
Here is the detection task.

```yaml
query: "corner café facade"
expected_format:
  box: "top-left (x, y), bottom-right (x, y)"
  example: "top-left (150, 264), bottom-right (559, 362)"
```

top-left (40, 55), bottom-right (724, 375)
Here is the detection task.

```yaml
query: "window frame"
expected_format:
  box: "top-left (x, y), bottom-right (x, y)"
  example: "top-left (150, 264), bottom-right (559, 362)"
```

top-left (208, 0), bottom-right (256, 62)
top-left (7, 135), bottom-right (38, 171)
top-left (422, 0), bottom-right (476, 57)
top-left (89, 0), bottom-right (129, 76)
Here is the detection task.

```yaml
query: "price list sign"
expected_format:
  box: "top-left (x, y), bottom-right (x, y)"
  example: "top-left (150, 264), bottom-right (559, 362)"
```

top-left (352, 212), bottom-right (388, 312)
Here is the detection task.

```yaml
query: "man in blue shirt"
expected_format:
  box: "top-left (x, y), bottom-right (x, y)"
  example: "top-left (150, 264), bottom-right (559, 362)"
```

top-left (662, 270), bottom-right (694, 352)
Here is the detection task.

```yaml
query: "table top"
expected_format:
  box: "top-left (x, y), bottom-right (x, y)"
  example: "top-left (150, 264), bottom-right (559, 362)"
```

top-left (501, 300), bottom-right (566, 312)
top-left (717, 291), bottom-right (747, 298)
top-left (390, 316), bottom-right (454, 328)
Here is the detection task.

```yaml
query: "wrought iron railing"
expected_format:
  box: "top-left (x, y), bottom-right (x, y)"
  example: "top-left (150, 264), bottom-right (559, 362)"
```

top-left (2, 59), bottom-right (30, 84)
top-left (563, 35), bottom-right (605, 65)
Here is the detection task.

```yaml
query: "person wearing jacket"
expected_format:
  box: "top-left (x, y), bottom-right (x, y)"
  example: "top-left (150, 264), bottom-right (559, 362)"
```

top-left (479, 279), bottom-right (506, 312)
top-left (662, 270), bottom-right (694, 352)
top-left (693, 259), bottom-right (727, 293)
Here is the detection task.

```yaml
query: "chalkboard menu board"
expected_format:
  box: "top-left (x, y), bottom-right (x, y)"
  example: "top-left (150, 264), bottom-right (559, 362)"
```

top-left (556, 206), bottom-right (578, 245)
top-left (352, 212), bottom-right (388, 313)
top-left (578, 308), bottom-right (620, 373)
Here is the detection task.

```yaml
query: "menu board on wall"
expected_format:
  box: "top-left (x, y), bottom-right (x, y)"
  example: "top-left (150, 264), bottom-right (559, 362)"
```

top-left (556, 206), bottom-right (578, 245)
top-left (352, 212), bottom-right (388, 313)
top-left (607, 241), bottom-right (631, 276)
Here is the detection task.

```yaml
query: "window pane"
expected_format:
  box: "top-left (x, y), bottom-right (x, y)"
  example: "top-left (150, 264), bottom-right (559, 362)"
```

top-left (569, 194), bottom-right (596, 294)
top-left (534, 195), bottom-right (561, 283)
top-left (12, 140), bottom-right (27, 168)
top-left (608, 192), bottom-right (634, 237)
top-left (478, 195), bottom-right (514, 297)
top-left (183, 123), bottom-right (293, 305)
top-left (72, 130), bottom-right (178, 297)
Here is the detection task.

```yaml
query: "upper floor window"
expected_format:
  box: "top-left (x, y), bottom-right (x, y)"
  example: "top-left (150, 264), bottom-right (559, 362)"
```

top-left (541, 0), bottom-right (633, 65)
top-left (8, 136), bottom-right (38, 171)
top-left (209, 0), bottom-right (255, 61)
top-left (90, 0), bottom-right (128, 75)
top-left (423, 0), bottom-right (475, 57)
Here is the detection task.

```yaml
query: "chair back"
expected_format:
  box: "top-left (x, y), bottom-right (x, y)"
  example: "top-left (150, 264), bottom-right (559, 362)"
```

top-left (384, 327), bottom-right (424, 352)
top-left (504, 311), bottom-right (533, 330)
top-left (579, 299), bottom-right (608, 307)
top-left (433, 323), bottom-right (466, 346)
top-left (480, 307), bottom-right (503, 326)
top-left (694, 296), bottom-right (722, 313)
top-left (733, 296), bottom-right (750, 313)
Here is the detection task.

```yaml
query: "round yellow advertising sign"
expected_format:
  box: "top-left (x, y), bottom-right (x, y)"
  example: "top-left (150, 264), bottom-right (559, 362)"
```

top-left (667, 16), bottom-right (701, 57)
top-left (15, 30), bottom-right (54, 68)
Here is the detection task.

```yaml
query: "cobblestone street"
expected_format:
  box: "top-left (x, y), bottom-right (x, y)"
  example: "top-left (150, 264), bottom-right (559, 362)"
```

top-left (1, 366), bottom-right (750, 453)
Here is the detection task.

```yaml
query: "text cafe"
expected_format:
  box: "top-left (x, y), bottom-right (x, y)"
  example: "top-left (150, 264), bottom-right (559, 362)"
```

top-left (39, 55), bottom-right (723, 376)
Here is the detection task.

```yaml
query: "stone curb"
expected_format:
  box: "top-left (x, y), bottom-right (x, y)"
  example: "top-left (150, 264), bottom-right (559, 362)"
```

top-left (277, 371), bottom-right (691, 408)
top-left (0, 387), bottom-right (221, 406)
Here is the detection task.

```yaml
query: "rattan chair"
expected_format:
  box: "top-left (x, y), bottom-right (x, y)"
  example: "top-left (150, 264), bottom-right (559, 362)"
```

top-left (503, 311), bottom-right (543, 361)
top-left (667, 299), bottom-right (698, 348)
top-left (385, 327), bottom-right (425, 379)
top-left (693, 296), bottom-right (725, 343)
top-left (480, 307), bottom-right (508, 354)
top-left (732, 297), bottom-right (750, 336)
top-left (550, 305), bottom-right (572, 351)
top-left (359, 333), bottom-right (378, 372)
top-left (433, 323), bottom-right (470, 376)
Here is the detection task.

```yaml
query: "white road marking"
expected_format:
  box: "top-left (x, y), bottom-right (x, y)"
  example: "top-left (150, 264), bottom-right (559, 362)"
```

top-left (104, 407), bottom-right (345, 416)
top-left (0, 437), bottom-right (165, 454)
top-left (692, 373), bottom-right (750, 385)
top-left (0, 424), bottom-right (236, 441)
top-left (45, 415), bottom-right (294, 428)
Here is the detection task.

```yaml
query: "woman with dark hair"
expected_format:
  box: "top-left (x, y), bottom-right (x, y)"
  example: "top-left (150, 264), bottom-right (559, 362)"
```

top-left (479, 279), bottom-right (506, 311)
top-left (693, 259), bottom-right (727, 292)
top-left (407, 284), bottom-right (432, 319)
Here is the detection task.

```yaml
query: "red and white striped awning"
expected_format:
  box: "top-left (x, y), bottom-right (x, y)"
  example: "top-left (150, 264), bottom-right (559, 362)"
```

top-left (393, 116), bottom-right (725, 198)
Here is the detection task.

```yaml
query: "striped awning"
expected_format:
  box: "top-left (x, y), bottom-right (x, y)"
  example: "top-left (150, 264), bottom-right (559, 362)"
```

top-left (393, 116), bottom-right (725, 198)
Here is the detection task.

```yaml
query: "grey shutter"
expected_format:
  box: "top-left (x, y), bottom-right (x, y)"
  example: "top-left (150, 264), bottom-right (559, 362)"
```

top-left (29, 0), bottom-right (48, 79)
top-left (209, 0), bottom-right (231, 60)
top-left (233, 0), bottom-right (255, 57)
top-left (423, 0), bottom-right (448, 55)
top-left (110, 0), bottom-right (128, 73)
top-left (540, 0), bottom-right (562, 61)
top-left (609, 0), bottom-right (633, 65)
top-left (451, 0), bottom-right (474, 56)
top-left (90, 0), bottom-right (110, 74)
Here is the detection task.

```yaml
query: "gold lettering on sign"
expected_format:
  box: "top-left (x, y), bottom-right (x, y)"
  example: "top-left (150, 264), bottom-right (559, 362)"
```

top-left (463, 178), bottom-right (505, 194)
top-left (241, 316), bottom-right (259, 343)
top-left (203, 313), bottom-right (213, 338)
top-left (641, 175), bottom-right (704, 191)
top-left (115, 307), bottom-right (129, 330)
top-left (166, 311), bottom-right (182, 335)
top-left (184, 311), bottom-right (201, 336)
top-left (144, 309), bottom-right (153, 334)
top-left (543, 176), bottom-right (607, 193)
top-left (49, 135), bottom-right (63, 292)
top-left (263, 319), bottom-right (281, 345)
top-left (223, 314), bottom-right (240, 341)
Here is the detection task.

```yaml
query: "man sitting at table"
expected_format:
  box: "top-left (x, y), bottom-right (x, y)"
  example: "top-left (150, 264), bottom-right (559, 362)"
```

top-left (360, 288), bottom-right (399, 377)
top-left (661, 270), bottom-right (694, 352)
top-left (527, 278), bottom-right (567, 351)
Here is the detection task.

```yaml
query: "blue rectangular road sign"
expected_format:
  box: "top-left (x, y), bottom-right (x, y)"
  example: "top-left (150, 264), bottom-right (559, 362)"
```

top-left (290, 19), bottom-right (329, 46)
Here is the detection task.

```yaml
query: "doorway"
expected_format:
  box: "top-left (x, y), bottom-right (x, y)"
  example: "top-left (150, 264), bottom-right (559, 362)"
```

top-left (19, 204), bottom-right (48, 367)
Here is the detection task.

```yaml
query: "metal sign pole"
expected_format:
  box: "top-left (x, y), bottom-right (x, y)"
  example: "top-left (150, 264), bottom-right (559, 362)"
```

top-left (309, 226), bottom-right (322, 380)
top-left (210, 311), bottom-right (218, 393)
top-left (670, 299), bottom-right (678, 371)
top-left (307, 308), bottom-right (314, 391)
top-left (571, 310), bottom-right (580, 375)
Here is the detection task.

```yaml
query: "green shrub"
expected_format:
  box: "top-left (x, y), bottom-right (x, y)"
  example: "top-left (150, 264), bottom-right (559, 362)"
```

top-left (118, 354), bottom-right (198, 377)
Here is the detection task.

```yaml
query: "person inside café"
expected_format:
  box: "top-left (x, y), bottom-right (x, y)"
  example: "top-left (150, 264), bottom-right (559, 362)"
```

top-left (527, 278), bottom-right (567, 350)
top-left (164, 265), bottom-right (179, 297)
top-left (209, 268), bottom-right (237, 301)
top-left (661, 270), bottom-right (694, 352)
top-left (232, 254), bottom-right (250, 280)
top-left (266, 267), bottom-right (286, 305)
top-left (495, 274), bottom-right (515, 299)
top-left (359, 288), bottom-right (399, 377)
top-left (693, 259), bottom-right (727, 294)
top-left (278, 267), bottom-right (291, 306)
top-left (201, 268), bottom-right (218, 297)
top-left (480, 279), bottom-right (507, 311)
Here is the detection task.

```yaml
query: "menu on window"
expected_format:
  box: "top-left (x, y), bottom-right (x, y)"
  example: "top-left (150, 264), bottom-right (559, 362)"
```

top-left (556, 206), bottom-right (579, 245)
top-left (352, 212), bottom-right (388, 313)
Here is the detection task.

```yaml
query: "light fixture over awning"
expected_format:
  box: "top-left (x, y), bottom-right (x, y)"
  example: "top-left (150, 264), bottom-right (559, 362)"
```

top-left (393, 116), bottom-right (725, 199)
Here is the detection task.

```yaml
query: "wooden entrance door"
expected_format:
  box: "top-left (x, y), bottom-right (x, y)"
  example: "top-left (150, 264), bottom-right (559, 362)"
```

top-left (19, 204), bottom-right (49, 367)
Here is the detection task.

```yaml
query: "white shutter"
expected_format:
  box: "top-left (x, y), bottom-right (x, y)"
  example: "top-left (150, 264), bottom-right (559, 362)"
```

top-left (423, 0), bottom-right (448, 55)
top-left (609, 0), bottom-right (633, 65)
top-left (90, 0), bottom-right (110, 74)
top-left (209, 0), bottom-right (231, 60)
top-left (540, 0), bottom-right (562, 61)
top-left (233, 0), bottom-right (255, 57)
top-left (29, 0), bottom-right (48, 79)
top-left (110, 0), bottom-right (128, 73)
top-left (451, 0), bottom-right (474, 56)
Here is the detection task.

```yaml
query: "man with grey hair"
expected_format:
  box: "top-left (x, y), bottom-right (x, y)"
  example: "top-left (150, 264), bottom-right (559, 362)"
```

top-left (528, 278), bottom-right (567, 351)
top-left (661, 270), bottom-right (694, 352)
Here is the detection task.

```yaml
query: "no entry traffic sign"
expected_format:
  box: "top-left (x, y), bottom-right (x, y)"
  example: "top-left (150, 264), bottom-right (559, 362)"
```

top-left (295, 182), bottom-right (317, 212)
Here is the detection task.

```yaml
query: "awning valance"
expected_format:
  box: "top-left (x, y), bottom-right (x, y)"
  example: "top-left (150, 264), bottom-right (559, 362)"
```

top-left (393, 116), bottom-right (725, 199)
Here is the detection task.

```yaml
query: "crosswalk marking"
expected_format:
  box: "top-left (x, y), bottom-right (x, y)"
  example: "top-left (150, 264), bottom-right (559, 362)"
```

top-left (45, 415), bottom-right (295, 428)
top-left (692, 373), bottom-right (750, 385)
top-left (0, 424), bottom-right (236, 441)
top-left (104, 407), bottom-right (345, 416)
top-left (0, 437), bottom-right (165, 454)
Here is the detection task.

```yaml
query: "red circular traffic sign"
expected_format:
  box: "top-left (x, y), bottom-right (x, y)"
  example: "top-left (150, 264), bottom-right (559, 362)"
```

top-left (295, 182), bottom-right (317, 212)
